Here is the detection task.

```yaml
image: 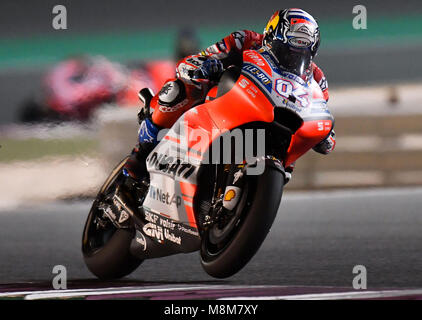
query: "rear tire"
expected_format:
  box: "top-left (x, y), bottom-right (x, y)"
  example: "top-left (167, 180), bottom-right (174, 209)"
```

top-left (200, 165), bottom-right (284, 278)
top-left (83, 227), bottom-right (142, 280)
top-left (82, 157), bottom-right (143, 280)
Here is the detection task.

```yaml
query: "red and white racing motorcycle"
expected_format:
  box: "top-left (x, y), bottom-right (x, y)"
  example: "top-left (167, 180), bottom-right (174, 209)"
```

top-left (82, 48), bottom-right (334, 279)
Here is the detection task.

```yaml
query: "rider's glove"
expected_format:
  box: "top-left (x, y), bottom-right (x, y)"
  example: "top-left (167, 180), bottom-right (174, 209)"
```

top-left (192, 58), bottom-right (224, 81)
top-left (138, 118), bottom-right (159, 145)
top-left (313, 130), bottom-right (336, 155)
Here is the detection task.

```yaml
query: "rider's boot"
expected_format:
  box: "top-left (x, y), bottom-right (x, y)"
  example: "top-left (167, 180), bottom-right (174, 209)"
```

top-left (122, 117), bottom-right (160, 194)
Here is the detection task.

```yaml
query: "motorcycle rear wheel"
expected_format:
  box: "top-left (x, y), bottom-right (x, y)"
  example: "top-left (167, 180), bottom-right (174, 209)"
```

top-left (82, 157), bottom-right (143, 280)
top-left (200, 164), bottom-right (284, 278)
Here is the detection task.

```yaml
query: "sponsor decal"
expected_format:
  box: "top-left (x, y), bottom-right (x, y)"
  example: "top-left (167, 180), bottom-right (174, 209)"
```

top-left (164, 228), bottom-right (181, 245)
top-left (246, 86), bottom-right (258, 98)
top-left (177, 224), bottom-right (199, 237)
top-left (242, 63), bottom-right (272, 92)
top-left (147, 152), bottom-right (196, 179)
top-left (148, 185), bottom-right (182, 207)
top-left (159, 99), bottom-right (189, 113)
top-left (244, 51), bottom-right (266, 67)
top-left (224, 189), bottom-right (236, 201)
top-left (222, 186), bottom-right (242, 211)
top-left (239, 78), bottom-right (259, 98)
top-left (145, 211), bottom-right (159, 224)
top-left (279, 71), bottom-right (306, 85)
top-left (143, 212), bottom-right (182, 245)
top-left (288, 37), bottom-right (311, 48)
top-left (160, 216), bottom-right (176, 230)
top-left (147, 211), bottom-right (178, 228)
top-left (145, 211), bottom-right (176, 230)
top-left (143, 210), bottom-right (199, 245)
top-left (143, 223), bottom-right (164, 242)
top-left (239, 79), bottom-right (249, 88)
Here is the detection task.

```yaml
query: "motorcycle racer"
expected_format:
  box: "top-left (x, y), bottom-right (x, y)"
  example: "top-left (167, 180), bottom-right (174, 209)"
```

top-left (123, 8), bottom-right (336, 185)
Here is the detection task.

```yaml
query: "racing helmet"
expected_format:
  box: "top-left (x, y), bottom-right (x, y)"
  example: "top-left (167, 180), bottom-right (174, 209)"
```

top-left (263, 8), bottom-right (320, 76)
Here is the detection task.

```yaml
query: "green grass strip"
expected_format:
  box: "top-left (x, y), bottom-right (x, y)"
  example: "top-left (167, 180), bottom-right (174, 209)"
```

top-left (0, 138), bottom-right (99, 162)
top-left (1, 13), bottom-right (421, 70)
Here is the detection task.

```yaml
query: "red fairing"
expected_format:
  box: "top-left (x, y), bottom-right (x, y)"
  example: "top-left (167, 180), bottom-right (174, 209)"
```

top-left (285, 119), bottom-right (333, 166)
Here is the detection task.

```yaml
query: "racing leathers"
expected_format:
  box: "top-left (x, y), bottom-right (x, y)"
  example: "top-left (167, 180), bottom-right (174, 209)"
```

top-left (123, 30), bottom-right (336, 181)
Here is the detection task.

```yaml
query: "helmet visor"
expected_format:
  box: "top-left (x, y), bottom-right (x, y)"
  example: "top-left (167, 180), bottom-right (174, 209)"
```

top-left (270, 41), bottom-right (312, 76)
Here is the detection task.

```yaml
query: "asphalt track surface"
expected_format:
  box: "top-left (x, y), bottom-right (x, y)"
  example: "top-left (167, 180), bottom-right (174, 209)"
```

top-left (1, 187), bottom-right (422, 299)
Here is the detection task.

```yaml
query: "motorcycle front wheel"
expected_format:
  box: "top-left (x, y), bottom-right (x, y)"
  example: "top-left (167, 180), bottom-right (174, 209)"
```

top-left (200, 163), bottom-right (284, 278)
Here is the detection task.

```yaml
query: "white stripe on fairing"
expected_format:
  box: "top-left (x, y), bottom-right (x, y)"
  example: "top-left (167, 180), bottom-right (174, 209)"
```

top-left (184, 201), bottom-right (193, 207)
top-left (219, 289), bottom-right (422, 300)
top-left (0, 285), bottom-right (277, 300)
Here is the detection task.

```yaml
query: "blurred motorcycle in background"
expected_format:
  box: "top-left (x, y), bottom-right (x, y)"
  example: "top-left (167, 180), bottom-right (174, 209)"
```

top-left (18, 29), bottom-right (200, 123)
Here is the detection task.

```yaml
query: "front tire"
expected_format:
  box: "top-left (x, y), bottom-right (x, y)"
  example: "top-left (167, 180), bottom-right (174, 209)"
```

top-left (82, 157), bottom-right (143, 280)
top-left (200, 164), bottom-right (284, 278)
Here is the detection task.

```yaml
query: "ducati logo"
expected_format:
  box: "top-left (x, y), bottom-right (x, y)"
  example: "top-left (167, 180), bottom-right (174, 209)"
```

top-left (118, 211), bottom-right (129, 224)
top-left (147, 152), bottom-right (196, 179)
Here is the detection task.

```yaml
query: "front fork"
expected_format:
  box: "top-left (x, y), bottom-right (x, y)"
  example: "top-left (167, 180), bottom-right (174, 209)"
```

top-left (222, 164), bottom-right (246, 211)
top-left (221, 156), bottom-right (285, 211)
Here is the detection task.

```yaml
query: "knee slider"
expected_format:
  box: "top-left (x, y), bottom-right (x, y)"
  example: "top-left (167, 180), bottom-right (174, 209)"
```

top-left (158, 79), bottom-right (187, 111)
